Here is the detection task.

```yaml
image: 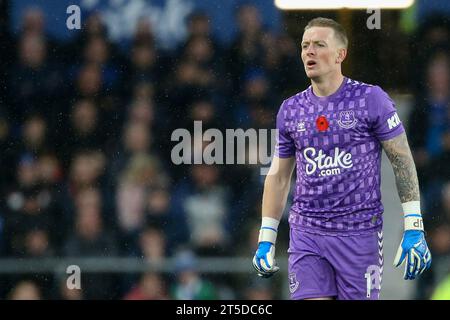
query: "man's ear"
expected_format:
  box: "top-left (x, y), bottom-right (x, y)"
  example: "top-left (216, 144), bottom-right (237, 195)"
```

top-left (336, 48), bottom-right (347, 64)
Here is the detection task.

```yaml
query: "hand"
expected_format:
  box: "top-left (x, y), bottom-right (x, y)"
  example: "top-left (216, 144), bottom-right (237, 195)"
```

top-left (393, 230), bottom-right (432, 280)
top-left (252, 241), bottom-right (279, 278)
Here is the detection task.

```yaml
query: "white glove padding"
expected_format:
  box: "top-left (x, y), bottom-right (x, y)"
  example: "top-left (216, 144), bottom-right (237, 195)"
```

top-left (252, 242), bottom-right (280, 278)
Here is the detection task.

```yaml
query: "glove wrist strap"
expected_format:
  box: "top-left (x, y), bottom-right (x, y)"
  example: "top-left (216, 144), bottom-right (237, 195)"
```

top-left (258, 217), bottom-right (279, 244)
top-left (402, 201), bottom-right (424, 231)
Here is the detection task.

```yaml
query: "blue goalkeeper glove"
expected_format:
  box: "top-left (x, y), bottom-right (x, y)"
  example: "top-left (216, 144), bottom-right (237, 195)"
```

top-left (393, 202), bottom-right (432, 280)
top-left (252, 217), bottom-right (280, 278)
top-left (394, 230), bottom-right (431, 280)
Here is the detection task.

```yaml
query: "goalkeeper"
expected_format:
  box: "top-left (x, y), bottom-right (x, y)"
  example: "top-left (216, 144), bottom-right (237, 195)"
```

top-left (252, 17), bottom-right (431, 300)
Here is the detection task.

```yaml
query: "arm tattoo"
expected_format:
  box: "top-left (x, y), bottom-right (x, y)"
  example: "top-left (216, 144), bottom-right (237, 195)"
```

top-left (381, 133), bottom-right (420, 203)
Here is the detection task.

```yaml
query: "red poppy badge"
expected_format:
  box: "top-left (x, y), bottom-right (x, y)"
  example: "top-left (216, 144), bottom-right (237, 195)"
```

top-left (316, 115), bottom-right (329, 132)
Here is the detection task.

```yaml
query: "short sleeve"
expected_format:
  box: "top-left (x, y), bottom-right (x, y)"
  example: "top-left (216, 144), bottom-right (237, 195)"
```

top-left (368, 86), bottom-right (405, 141)
top-left (274, 100), bottom-right (295, 158)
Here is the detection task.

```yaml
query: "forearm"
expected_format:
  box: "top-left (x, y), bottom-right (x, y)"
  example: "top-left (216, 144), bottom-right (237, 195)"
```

top-left (253, 171), bottom-right (289, 277)
top-left (382, 133), bottom-right (421, 203)
top-left (389, 146), bottom-right (431, 279)
top-left (392, 155), bottom-right (420, 203)
top-left (383, 134), bottom-right (431, 279)
top-left (256, 156), bottom-right (295, 248)
top-left (261, 172), bottom-right (292, 221)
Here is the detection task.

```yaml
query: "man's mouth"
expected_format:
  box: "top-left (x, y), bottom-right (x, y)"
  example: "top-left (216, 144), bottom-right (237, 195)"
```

top-left (306, 60), bottom-right (317, 68)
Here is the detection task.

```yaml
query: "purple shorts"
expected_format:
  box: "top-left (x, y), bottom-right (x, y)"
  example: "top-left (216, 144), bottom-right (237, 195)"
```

top-left (288, 228), bottom-right (384, 300)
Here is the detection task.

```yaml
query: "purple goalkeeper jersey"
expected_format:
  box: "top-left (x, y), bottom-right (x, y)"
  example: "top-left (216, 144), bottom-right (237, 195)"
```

top-left (275, 77), bottom-right (405, 235)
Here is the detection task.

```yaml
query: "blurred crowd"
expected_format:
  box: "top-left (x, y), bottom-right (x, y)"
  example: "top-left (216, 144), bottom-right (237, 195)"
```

top-left (0, 4), bottom-right (448, 300)
top-left (408, 15), bottom-right (450, 300)
top-left (0, 4), bottom-right (302, 300)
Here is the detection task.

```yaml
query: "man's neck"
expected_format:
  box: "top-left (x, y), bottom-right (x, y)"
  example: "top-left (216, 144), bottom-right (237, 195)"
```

top-left (311, 73), bottom-right (345, 97)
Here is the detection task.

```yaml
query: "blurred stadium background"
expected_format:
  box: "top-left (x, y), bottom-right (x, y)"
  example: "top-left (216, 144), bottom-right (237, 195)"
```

top-left (0, 0), bottom-right (449, 300)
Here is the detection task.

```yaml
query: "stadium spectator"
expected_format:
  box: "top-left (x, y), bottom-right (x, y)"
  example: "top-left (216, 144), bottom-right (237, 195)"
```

top-left (132, 17), bottom-right (156, 46)
top-left (59, 280), bottom-right (83, 300)
top-left (8, 280), bottom-right (42, 300)
top-left (409, 51), bottom-right (450, 164)
top-left (115, 154), bottom-right (169, 238)
top-left (22, 228), bottom-right (53, 258)
top-left (171, 164), bottom-right (232, 256)
top-left (185, 12), bottom-right (216, 44)
top-left (74, 63), bottom-right (103, 100)
top-left (227, 4), bottom-right (265, 94)
top-left (127, 39), bottom-right (158, 87)
top-left (60, 150), bottom-right (108, 226)
top-left (411, 14), bottom-right (450, 93)
top-left (63, 12), bottom-right (109, 64)
top-left (242, 279), bottom-right (275, 300)
top-left (9, 33), bottom-right (63, 123)
top-left (0, 110), bottom-right (15, 193)
top-left (124, 272), bottom-right (169, 300)
top-left (58, 100), bottom-right (105, 164)
top-left (20, 7), bottom-right (45, 37)
top-left (63, 187), bottom-right (117, 257)
top-left (20, 114), bottom-right (50, 155)
top-left (170, 250), bottom-right (217, 300)
top-left (108, 122), bottom-right (156, 183)
top-left (63, 186), bottom-right (118, 299)
top-left (127, 100), bottom-right (156, 129)
top-left (136, 225), bottom-right (167, 262)
top-left (3, 182), bottom-right (55, 257)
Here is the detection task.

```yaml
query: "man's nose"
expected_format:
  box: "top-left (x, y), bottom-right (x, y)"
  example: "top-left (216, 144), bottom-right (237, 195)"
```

top-left (306, 45), bottom-right (315, 55)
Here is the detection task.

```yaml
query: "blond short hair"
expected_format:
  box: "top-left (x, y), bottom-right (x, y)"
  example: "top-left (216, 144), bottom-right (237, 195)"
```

top-left (305, 17), bottom-right (348, 49)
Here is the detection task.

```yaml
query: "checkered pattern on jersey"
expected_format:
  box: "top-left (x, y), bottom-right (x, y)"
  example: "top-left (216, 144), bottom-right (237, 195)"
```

top-left (280, 78), bottom-right (387, 234)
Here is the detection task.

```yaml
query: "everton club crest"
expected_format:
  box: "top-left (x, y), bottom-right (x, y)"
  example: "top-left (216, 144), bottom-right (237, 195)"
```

top-left (289, 273), bottom-right (299, 293)
top-left (337, 110), bottom-right (358, 129)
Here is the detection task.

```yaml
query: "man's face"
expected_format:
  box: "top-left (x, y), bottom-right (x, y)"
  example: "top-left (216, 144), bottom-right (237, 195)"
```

top-left (301, 27), bottom-right (344, 80)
